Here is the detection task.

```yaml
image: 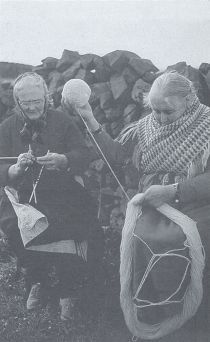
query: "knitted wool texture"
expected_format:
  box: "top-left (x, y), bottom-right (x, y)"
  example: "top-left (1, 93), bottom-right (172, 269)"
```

top-left (119, 95), bottom-right (210, 176)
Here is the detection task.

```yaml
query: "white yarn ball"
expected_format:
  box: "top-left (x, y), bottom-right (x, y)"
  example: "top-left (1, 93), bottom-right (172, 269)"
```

top-left (62, 79), bottom-right (91, 107)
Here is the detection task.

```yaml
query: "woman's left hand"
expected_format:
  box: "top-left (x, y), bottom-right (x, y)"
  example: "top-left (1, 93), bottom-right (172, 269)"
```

top-left (129, 193), bottom-right (145, 206)
top-left (142, 184), bottom-right (176, 208)
top-left (37, 153), bottom-right (68, 170)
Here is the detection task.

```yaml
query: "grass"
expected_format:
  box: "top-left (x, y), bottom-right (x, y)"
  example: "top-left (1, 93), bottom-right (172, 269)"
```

top-left (0, 231), bottom-right (131, 342)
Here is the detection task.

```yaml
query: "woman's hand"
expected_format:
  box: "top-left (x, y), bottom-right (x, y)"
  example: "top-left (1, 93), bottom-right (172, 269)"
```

top-left (63, 98), bottom-right (100, 131)
top-left (17, 152), bottom-right (36, 170)
top-left (8, 152), bottom-right (36, 179)
top-left (37, 153), bottom-right (68, 170)
top-left (142, 184), bottom-right (176, 208)
top-left (74, 103), bottom-right (94, 122)
top-left (129, 193), bottom-right (145, 206)
top-left (73, 103), bottom-right (100, 132)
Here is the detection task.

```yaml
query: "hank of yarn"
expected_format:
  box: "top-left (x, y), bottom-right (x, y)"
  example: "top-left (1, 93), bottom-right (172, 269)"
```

top-left (62, 79), bottom-right (91, 107)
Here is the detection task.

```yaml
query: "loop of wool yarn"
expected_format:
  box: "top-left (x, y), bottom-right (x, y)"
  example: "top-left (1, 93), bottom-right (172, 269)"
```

top-left (120, 202), bottom-right (205, 340)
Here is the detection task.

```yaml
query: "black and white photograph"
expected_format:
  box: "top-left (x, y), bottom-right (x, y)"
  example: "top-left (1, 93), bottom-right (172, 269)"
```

top-left (0, 1), bottom-right (209, 341)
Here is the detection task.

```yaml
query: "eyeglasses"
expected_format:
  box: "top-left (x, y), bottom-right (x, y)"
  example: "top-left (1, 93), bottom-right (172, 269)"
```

top-left (18, 99), bottom-right (45, 107)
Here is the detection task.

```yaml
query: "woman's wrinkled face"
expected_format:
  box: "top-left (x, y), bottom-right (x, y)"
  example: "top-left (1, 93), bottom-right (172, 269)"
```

top-left (150, 94), bottom-right (187, 125)
top-left (17, 87), bottom-right (45, 120)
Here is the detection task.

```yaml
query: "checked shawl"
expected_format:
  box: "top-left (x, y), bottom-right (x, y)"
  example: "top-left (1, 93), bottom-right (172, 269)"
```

top-left (119, 96), bottom-right (210, 176)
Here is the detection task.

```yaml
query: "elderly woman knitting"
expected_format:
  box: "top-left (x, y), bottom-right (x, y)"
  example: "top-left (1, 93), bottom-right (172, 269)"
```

top-left (0, 72), bottom-right (102, 320)
top-left (63, 71), bottom-right (210, 341)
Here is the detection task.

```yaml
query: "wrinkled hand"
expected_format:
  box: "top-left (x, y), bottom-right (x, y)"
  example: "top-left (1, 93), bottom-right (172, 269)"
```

top-left (74, 103), bottom-right (95, 122)
top-left (8, 152), bottom-right (36, 180)
top-left (17, 152), bottom-right (36, 171)
top-left (142, 185), bottom-right (176, 208)
top-left (37, 152), bottom-right (68, 170)
top-left (64, 99), bottom-right (101, 131)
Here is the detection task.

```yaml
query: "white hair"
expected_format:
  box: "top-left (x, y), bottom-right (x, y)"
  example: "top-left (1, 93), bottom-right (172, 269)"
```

top-left (144, 71), bottom-right (196, 107)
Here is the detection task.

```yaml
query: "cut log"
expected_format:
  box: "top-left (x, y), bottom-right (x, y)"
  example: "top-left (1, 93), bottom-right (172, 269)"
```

top-left (0, 62), bottom-right (32, 79)
top-left (32, 65), bottom-right (49, 78)
top-left (0, 81), bottom-right (14, 107)
top-left (110, 74), bottom-right (129, 100)
top-left (129, 57), bottom-right (158, 77)
top-left (93, 57), bottom-right (111, 82)
top-left (166, 61), bottom-right (187, 73)
top-left (91, 82), bottom-right (111, 98)
top-left (41, 57), bottom-right (58, 70)
top-left (103, 50), bottom-right (129, 73)
top-left (131, 79), bottom-right (151, 103)
top-left (80, 53), bottom-right (99, 69)
top-left (48, 71), bottom-right (64, 94)
top-left (62, 60), bottom-right (81, 82)
top-left (206, 70), bottom-right (210, 90)
top-left (141, 71), bottom-right (157, 83)
top-left (99, 89), bottom-right (113, 110)
top-left (56, 50), bottom-right (80, 72)
top-left (74, 68), bottom-right (95, 84)
top-left (122, 66), bottom-right (139, 85)
top-left (199, 63), bottom-right (210, 76)
top-left (166, 62), bottom-right (210, 105)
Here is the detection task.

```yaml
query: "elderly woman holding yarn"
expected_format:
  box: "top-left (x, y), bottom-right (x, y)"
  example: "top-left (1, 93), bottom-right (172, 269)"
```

top-left (63, 72), bottom-right (210, 341)
top-left (0, 72), bottom-right (102, 320)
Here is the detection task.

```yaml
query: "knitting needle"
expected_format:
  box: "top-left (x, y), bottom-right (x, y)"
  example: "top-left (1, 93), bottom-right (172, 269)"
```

top-left (24, 144), bottom-right (34, 173)
top-left (29, 150), bottom-right (50, 204)
top-left (0, 157), bottom-right (18, 161)
top-left (0, 146), bottom-right (33, 162)
top-left (29, 165), bottom-right (44, 204)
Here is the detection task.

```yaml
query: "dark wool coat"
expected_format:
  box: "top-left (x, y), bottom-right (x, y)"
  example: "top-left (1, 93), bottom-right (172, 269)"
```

top-left (0, 108), bottom-right (98, 244)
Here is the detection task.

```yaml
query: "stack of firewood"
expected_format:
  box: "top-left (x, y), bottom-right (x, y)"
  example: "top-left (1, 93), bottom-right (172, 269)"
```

top-left (0, 51), bottom-right (210, 230)
top-left (31, 50), bottom-right (158, 137)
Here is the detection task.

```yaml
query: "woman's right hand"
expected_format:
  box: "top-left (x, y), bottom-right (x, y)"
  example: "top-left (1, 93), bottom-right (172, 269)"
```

top-left (129, 193), bottom-right (145, 207)
top-left (74, 103), bottom-right (101, 132)
top-left (8, 152), bottom-right (36, 180)
top-left (74, 103), bottom-right (95, 123)
top-left (16, 152), bottom-right (36, 170)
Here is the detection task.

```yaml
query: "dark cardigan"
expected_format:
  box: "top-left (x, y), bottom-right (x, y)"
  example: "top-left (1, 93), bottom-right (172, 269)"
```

top-left (0, 108), bottom-right (93, 186)
top-left (0, 109), bottom-right (97, 243)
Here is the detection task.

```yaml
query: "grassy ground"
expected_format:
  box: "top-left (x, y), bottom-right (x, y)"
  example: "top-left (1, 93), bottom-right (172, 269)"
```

top-left (1, 232), bottom-right (208, 342)
top-left (0, 260), bottom-right (131, 342)
top-left (0, 229), bottom-right (132, 342)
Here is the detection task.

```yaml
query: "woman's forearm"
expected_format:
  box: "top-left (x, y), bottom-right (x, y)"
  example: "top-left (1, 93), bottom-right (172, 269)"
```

top-left (89, 126), bottom-right (127, 165)
top-left (72, 104), bottom-right (127, 165)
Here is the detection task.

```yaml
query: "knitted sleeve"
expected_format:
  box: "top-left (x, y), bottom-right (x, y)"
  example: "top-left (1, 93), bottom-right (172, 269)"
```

top-left (179, 157), bottom-right (210, 204)
top-left (91, 130), bottom-right (128, 166)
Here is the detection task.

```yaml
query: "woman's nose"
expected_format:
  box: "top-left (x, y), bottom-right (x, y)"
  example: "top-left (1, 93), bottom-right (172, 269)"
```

top-left (27, 103), bottom-right (36, 110)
